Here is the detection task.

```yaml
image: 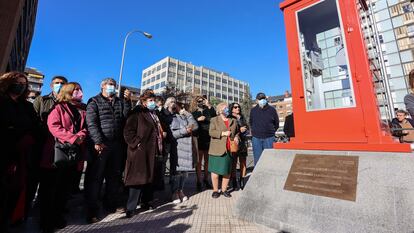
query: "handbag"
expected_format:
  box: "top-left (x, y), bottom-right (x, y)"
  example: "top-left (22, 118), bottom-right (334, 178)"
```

top-left (53, 104), bottom-right (81, 167)
top-left (54, 141), bottom-right (80, 167)
top-left (230, 140), bottom-right (239, 153)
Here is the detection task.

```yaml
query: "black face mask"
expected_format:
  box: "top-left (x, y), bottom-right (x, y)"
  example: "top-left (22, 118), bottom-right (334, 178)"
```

top-left (197, 103), bottom-right (204, 108)
top-left (9, 83), bottom-right (26, 96)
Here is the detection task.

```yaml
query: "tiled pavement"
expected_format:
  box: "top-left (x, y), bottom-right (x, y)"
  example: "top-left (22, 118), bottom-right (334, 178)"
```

top-left (11, 150), bottom-right (277, 233)
top-left (58, 189), bottom-right (276, 233)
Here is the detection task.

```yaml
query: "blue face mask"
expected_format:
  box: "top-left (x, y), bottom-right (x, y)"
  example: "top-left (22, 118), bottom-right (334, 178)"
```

top-left (147, 101), bottom-right (157, 111)
top-left (223, 108), bottom-right (230, 116)
top-left (53, 83), bottom-right (62, 94)
top-left (106, 85), bottom-right (116, 96)
top-left (258, 99), bottom-right (267, 107)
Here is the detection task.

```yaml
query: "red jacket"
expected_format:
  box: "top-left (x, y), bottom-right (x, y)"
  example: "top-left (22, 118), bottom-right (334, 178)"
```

top-left (47, 102), bottom-right (87, 144)
top-left (41, 102), bottom-right (87, 168)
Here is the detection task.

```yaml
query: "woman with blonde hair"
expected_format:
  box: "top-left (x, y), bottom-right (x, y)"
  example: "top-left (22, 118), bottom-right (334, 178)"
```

top-left (208, 102), bottom-right (239, 198)
top-left (41, 82), bottom-right (87, 232)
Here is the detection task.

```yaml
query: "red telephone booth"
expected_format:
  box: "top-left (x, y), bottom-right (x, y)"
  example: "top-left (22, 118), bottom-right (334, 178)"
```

top-left (276, 0), bottom-right (411, 152)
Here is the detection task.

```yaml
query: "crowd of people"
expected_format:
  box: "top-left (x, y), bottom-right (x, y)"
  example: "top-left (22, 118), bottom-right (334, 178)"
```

top-left (0, 71), bottom-right (280, 233)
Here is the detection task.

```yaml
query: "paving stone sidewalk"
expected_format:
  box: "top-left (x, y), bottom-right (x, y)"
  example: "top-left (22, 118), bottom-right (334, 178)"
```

top-left (11, 150), bottom-right (277, 233)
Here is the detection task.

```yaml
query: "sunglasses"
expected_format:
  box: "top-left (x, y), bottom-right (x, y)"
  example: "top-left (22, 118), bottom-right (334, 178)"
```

top-left (233, 106), bottom-right (240, 109)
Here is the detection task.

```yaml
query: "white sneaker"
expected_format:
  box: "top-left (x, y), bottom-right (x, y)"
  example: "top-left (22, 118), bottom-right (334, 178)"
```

top-left (179, 190), bottom-right (188, 202)
top-left (172, 192), bottom-right (181, 204)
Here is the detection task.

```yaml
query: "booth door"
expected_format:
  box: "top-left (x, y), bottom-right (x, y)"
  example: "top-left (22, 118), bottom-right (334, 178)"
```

top-left (287, 0), bottom-right (370, 143)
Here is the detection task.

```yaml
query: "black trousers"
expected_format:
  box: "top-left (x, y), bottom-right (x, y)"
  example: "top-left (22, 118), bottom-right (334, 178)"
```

top-left (38, 165), bottom-right (74, 230)
top-left (126, 184), bottom-right (154, 211)
top-left (0, 173), bottom-right (21, 233)
top-left (84, 141), bottom-right (124, 217)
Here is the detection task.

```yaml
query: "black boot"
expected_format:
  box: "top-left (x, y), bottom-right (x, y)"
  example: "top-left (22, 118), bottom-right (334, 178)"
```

top-left (239, 177), bottom-right (245, 190)
top-left (232, 178), bottom-right (239, 191)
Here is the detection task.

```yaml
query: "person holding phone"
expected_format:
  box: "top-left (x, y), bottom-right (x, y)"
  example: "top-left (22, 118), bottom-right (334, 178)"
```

top-left (191, 95), bottom-right (216, 191)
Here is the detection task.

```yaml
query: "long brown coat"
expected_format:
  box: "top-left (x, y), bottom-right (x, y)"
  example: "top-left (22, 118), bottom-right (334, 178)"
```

top-left (123, 106), bottom-right (158, 186)
top-left (208, 116), bottom-right (238, 156)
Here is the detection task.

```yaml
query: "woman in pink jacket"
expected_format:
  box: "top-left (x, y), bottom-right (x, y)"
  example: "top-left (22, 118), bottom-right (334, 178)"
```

top-left (41, 82), bottom-right (87, 233)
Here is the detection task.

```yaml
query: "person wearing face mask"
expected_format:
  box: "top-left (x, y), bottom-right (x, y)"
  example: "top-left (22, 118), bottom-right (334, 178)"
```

top-left (169, 104), bottom-right (199, 204)
top-left (191, 95), bottom-right (216, 191)
top-left (31, 76), bottom-right (68, 220)
top-left (40, 82), bottom-right (88, 232)
top-left (249, 92), bottom-right (279, 166)
top-left (84, 78), bottom-right (132, 223)
top-left (123, 90), bottom-right (164, 218)
top-left (0, 72), bottom-right (40, 232)
top-left (208, 103), bottom-right (239, 199)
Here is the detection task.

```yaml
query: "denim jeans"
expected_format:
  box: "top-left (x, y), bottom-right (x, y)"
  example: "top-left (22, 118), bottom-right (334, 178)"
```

top-left (252, 137), bottom-right (275, 166)
top-left (170, 172), bottom-right (188, 193)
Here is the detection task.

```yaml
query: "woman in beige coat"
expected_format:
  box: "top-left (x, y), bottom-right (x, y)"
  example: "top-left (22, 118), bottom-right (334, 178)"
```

top-left (208, 103), bottom-right (239, 198)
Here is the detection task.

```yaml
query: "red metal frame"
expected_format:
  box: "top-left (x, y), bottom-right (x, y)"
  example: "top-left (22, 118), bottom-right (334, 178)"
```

top-left (276, 0), bottom-right (411, 152)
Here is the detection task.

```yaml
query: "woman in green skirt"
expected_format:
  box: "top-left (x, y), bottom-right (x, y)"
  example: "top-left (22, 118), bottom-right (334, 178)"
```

top-left (208, 102), bottom-right (239, 198)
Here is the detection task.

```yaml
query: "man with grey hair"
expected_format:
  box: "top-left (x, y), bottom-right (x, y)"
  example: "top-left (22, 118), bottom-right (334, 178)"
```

top-left (84, 78), bottom-right (132, 223)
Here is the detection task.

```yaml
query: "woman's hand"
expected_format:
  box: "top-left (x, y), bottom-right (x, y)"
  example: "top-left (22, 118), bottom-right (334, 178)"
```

top-left (221, 131), bottom-right (231, 137)
top-left (240, 126), bottom-right (247, 133)
top-left (197, 116), bottom-right (206, 121)
top-left (75, 135), bottom-right (85, 145)
top-left (234, 136), bottom-right (240, 145)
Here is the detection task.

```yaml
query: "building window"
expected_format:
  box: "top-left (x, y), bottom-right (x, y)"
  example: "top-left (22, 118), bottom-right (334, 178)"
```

top-left (202, 90), bottom-right (207, 95)
top-left (161, 71), bottom-right (166, 78)
top-left (209, 91), bottom-right (214, 97)
top-left (157, 65), bottom-right (161, 71)
top-left (194, 79), bottom-right (200, 84)
top-left (151, 77), bottom-right (155, 82)
top-left (195, 70), bottom-right (200, 75)
top-left (234, 97), bottom-right (239, 102)
top-left (202, 81), bottom-right (207, 86)
top-left (324, 89), bottom-right (353, 108)
top-left (162, 62), bottom-right (167, 68)
top-left (161, 81), bottom-right (166, 87)
top-left (178, 74), bottom-right (184, 81)
top-left (209, 76), bottom-right (214, 81)
top-left (186, 76), bottom-right (192, 83)
top-left (239, 84), bottom-right (243, 88)
top-left (155, 83), bottom-right (160, 89)
top-left (202, 72), bottom-right (208, 78)
top-left (143, 73), bottom-right (147, 78)
top-left (178, 65), bottom-right (185, 71)
top-left (222, 94), bottom-right (227, 99)
top-left (216, 77), bottom-right (221, 82)
top-left (187, 68), bottom-right (193, 74)
top-left (216, 93), bottom-right (221, 98)
top-left (222, 87), bottom-right (227, 92)
top-left (216, 84), bottom-right (221, 90)
top-left (228, 96), bottom-right (233, 101)
top-left (209, 83), bottom-right (214, 88)
top-left (222, 79), bottom-right (227, 84)
top-left (169, 62), bottom-right (176, 67)
top-left (156, 74), bottom-right (160, 80)
top-left (234, 90), bottom-right (238, 95)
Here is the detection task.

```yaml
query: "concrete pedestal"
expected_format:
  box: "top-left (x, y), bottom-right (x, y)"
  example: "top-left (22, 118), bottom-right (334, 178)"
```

top-left (234, 149), bottom-right (414, 233)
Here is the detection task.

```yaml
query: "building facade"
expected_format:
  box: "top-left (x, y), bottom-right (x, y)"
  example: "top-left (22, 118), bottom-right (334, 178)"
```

top-left (141, 57), bottom-right (250, 102)
top-left (358, 0), bottom-right (414, 119)
top-left (25, 67), bottom-right (44, 96)
top-left (269, 91), bottom-right (293, 129)
top-left (0, 0), bottom-right (38, 73)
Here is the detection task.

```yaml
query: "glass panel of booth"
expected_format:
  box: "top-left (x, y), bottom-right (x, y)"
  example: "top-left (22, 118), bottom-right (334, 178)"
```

top-left (296, 0), bottom-right (356, 111)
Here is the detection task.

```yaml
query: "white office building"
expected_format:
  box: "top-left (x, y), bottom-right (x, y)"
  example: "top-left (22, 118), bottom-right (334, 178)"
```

top-left (141, 57), bottom-right (250, 102)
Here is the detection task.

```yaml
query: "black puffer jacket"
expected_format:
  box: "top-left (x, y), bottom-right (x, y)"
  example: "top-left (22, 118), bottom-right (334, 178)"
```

top-left (86, 94), bottom-right (131, 145)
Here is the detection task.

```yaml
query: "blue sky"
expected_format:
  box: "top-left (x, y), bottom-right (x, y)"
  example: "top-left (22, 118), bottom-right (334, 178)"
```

top-left (27, 0), bottom-right (290, 100)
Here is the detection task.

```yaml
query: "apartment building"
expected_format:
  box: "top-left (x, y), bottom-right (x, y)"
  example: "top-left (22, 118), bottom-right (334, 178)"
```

top-left (141, 57), bottom-right (250, 102)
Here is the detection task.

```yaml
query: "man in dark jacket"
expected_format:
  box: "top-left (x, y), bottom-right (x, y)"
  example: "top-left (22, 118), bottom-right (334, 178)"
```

top-left (84, 78), bottom-right (131, 223)
top-left (249, 92), bottom-right (279, 165)
top-left (31, 76), bottom-right (67, 224)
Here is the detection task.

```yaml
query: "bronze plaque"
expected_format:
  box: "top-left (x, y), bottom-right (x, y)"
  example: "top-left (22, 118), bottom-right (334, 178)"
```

top-left (284, 154), bottom-right (359, 201)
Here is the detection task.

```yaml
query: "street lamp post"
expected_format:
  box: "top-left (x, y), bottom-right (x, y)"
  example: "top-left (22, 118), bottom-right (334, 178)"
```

top-left (117, 30), bottom-right (152, 97)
